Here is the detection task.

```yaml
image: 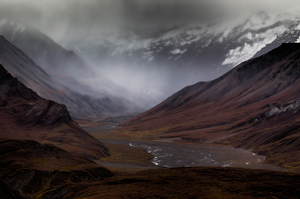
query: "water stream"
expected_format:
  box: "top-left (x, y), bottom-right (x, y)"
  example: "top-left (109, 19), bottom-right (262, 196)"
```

top-left (100, 139), bottom-right (286, 171)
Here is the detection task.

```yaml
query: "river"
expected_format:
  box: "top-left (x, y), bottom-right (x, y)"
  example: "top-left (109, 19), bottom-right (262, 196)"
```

top-left (99, 139), bottom-right (286, 171)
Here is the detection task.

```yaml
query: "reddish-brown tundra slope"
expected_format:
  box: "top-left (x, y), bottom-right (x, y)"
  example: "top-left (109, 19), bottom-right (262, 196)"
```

top-left (122, 43), bottom-right (300, 170)
top-left (0, 65), bottom-right (109, 159)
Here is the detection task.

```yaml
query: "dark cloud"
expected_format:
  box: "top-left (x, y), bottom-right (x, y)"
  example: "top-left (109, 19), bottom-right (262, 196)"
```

top-left (1, 0), bottom-right (300, 42)
top-left (120, 0), bottom-right (219, 28)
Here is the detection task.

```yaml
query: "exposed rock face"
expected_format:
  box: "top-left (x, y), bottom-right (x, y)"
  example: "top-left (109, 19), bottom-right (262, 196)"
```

top-left (121, 43), bottom-right (300, 171)
top-left (0, 64), bottom-right (109, 159)
top-left (19, 100), bottom-right (71, 125)
top-left (0, 64), bottom-right (70, 126)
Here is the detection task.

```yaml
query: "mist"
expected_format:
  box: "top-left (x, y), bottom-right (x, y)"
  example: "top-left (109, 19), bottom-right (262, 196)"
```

top-left (1, 0), bottom-right (300, 109)
top-left (1, 0), bottom-right (300, 41)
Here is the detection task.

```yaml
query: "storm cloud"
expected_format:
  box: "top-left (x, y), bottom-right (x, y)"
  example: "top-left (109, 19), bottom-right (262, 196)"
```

top-left (1, 0), bottom-right (300, 42)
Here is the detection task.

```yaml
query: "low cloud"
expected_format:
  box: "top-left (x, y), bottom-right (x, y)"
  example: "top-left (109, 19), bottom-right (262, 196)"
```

top-left (1, 0), bottom-right (300, 42)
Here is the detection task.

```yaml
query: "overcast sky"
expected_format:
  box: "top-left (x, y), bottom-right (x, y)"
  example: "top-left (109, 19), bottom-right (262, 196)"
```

top-left (1, 0), bottom-right (300, 43)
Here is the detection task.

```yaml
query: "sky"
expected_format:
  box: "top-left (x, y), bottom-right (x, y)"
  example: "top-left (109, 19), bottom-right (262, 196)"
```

top-left (1, 0), bottom-right (300, 43)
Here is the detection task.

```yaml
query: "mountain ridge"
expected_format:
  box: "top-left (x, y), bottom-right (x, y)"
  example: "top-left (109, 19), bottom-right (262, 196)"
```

top-left (124, 43), bottom-right (300, 122)
top-left (0, 64), bottom-right (109, 159)
top-left (120, 43), bottom-right (300, 171)
top-left (0, 18), bottom-right (95, 78)
top-left (0, 35), bottom-right (142, 121)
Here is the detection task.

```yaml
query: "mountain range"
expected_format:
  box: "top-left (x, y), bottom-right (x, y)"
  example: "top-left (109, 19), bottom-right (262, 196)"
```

top-left (70, 9), bottom-right (300, 100)
top-left (0, 19), bottom-right (161, 109)
top-left (4, 9), bottom-right (300, 113)
top-left (0, 26), bottom-right (144, 121)
top-left (121, 43), bottom-right (300, 171)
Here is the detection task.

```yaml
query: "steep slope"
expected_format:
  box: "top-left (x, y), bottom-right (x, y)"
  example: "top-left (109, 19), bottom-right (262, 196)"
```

top-left (121, 43), bottom-right (300, 171)
top-left (0, 64), bottom-right (109, 159)
top-left (0, 35), bottom-right (140, 120)
top-left (0, 18), bottom-right (94, 78)
top-left (0, 19), bottom-right (146, 115)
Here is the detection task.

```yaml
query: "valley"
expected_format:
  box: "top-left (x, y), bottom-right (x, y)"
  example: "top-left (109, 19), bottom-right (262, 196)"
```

top-left (2, 2), bottom-right (300, 198)
top-left (84, 124), bottom-right (287, 172)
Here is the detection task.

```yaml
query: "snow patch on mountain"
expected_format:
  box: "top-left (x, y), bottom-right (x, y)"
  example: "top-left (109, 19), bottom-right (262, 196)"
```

top-left (170, 49), bottom-right (187, 54)
top-left (222, 25), bottom-right (287, 66)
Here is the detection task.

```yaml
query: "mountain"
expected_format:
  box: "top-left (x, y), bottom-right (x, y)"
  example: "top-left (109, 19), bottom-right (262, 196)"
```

top-left (121, 43), bottom-right (300, 171)
top-left (0, 18), bottom-right (94, 78)
top-left (0, 63), bottom-right (114, 198)
top-left (70, 9), bottom-right (300, 100)
top-left (0, 18), bottom-right (148, 115)
top-left (0, 35), bottom-right (142, 120)
top-left (0, 64), bottom-right (109, 159)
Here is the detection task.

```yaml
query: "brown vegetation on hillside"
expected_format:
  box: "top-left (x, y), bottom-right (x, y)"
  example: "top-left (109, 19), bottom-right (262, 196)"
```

top-left (0, 64), bottom-right (109, 159)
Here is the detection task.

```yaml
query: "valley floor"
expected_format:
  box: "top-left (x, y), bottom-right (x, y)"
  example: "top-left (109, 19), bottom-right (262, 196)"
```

top-left (70, 124), bottom-right (300, 198)
top-left (66, 166), bottom-right (300, 199)
top-left (84, 124), bottom-right (287, 173)
top-left (1, 123), bottom-right (300, 199)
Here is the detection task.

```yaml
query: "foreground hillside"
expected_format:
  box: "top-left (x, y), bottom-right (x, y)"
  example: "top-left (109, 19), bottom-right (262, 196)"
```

top-left (0, 64), bottom-right (109, 159)
top-left (121, 43), bottom-right (300, 171)
top-left (2, 139), bottom-right (299, 199)
top-left (0, 139), bottom-right (113, 198)
top-left (38, 167), bottom-right (300, 198)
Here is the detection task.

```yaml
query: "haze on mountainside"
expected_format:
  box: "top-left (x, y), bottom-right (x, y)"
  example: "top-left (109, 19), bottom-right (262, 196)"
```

top-left (2, 0), bottom-right (300, 107)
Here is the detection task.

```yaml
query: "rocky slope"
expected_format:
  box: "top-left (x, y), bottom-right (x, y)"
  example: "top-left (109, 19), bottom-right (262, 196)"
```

top-left (0, 64), bottom-right (109, 159)
top-left (121, 43), bottom-right (300, 171)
